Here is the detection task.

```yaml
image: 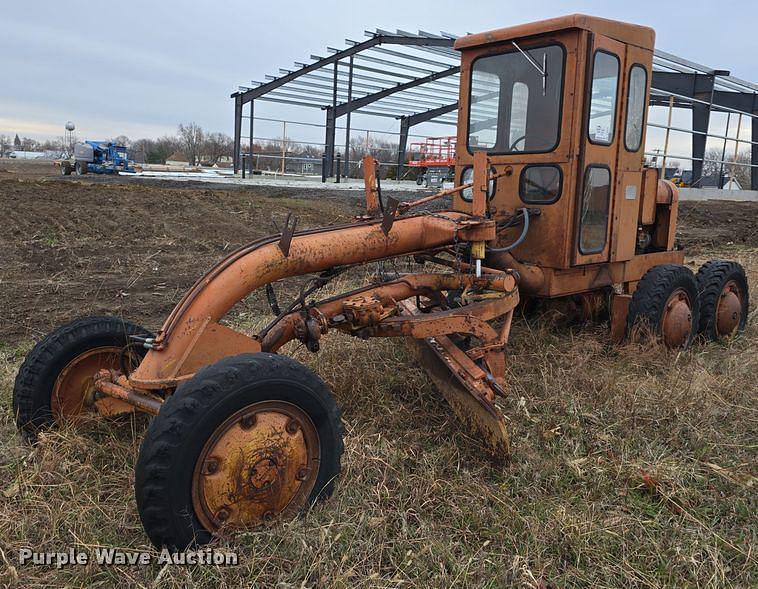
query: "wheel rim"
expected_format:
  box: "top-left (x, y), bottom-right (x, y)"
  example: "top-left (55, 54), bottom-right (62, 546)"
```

top-left (661, 287), bottom-right (693, 348)
top-left (192, 400), bottom-right (320, 534)
top-left (716, 280), bottom-right (743, 337)
top-left (51, 346), bottom-right (122, 422)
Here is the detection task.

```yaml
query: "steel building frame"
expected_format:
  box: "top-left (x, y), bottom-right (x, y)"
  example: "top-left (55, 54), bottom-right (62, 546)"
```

top-left (231, 29), bottom-right (758, 188)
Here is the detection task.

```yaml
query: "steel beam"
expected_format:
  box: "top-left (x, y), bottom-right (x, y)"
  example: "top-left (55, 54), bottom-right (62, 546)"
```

top-left (342, 52), bottom-right (461, 90)
top-left (397, 117), bottom-right (410, 179)
top-left (310, 55), bottom-right (462, 96)
top-left (344, 55), bottom-right (354, 177)
top-left (234, 35), bottom-right (454, 103)
top-left (348, 41), bottom-right (458, 69)
top-left (691, 102), bottom-right (711, 186)
top-left (233, 94), bottom-right (242, 173)
top-left (248, 100), bottom-right (254, 174)
top-left (325, 107), bottom-right (336, 177)
top-left (298, 70), bottom-right (460, 101)
top-left (333, 66), bottom-right (459, 118)
top-left (406, 102), bottom-right (459, 127)
top-left (279, 78), bottom-right (453, 111)
top-left (395, 103), bottom-right (460, 179)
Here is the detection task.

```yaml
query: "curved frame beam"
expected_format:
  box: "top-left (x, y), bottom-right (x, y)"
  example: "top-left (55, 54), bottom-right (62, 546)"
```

top-left (128, 212), bottom-right (481, 388)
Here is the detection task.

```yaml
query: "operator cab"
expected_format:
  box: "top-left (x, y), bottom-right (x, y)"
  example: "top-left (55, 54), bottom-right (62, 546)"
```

top-left (454, 15), bottom-right (658, 274)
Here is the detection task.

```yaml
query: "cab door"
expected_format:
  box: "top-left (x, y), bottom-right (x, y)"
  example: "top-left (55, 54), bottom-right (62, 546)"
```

top-left (573, 34), bottom-right (626, 265)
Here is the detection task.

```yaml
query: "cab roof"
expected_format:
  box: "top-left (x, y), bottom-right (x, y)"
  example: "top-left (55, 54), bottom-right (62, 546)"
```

top-left (454, 14), bottom-right (655, 51)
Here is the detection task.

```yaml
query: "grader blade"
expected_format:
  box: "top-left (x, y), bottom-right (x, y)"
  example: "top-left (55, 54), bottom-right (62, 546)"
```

top-left (410, 336), bottom-right (510, 460)
top-left (398, 299), bottom-right (511, 460)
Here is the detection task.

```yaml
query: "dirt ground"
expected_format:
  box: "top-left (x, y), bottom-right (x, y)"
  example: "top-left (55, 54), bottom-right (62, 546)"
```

top-left (1, 159), bottom-right (755, 345)
top-left (0, 159), bottom-right (756, 588)
top-left (0, 160), bottom-right (363, 344)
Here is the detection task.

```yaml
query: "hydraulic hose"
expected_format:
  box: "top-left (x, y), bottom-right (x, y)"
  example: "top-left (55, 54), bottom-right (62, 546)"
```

top-left (487, 208), bottom-right (530, 253)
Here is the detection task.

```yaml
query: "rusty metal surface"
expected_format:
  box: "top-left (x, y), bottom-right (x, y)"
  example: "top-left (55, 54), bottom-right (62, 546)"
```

top-left (81, 15), bottom-right (729, 466)
top-left (716, 280), bottom-right (743, 337)
top-left (51, 347), bottom-right (133, 422)
top-left (129, 212), bottom-right (486, 388)
top-left (277, 213), bottom-right (297, 257)
top-left (661, 287), bottom-right (694, 348)
top-left (261, 272), bottom-right (518, 360)
top-left (610, 293), bottom-right (632, 344)
top-left (454, 14), bottom-right (655, 52)
top-left (400, 298), bottom-right (511, 459)
top-left (362, 156), bottom-right (382, 216)
top-left (191, 401), bottom-right (319, 533)
top-left (94, 370), bottom-right (164, 415)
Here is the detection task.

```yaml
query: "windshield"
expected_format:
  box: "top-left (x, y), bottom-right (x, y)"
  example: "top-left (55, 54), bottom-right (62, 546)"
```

top-left (467, 44), bottom-right (564, 154)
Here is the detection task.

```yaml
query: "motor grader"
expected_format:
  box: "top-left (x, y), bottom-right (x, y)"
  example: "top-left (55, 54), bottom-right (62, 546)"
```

top-left (14, 14), bottom-right (749, 549)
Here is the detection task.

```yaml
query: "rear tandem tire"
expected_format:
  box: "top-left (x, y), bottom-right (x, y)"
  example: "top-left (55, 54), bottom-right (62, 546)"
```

top-left (134, 352), bottom-right (344, 549)
top-left (61, 161), bottom-right (72, 176)
top-left (12, 316), bottom-right (152, 440)
top-left (626, 264), bottom-right (700, 348)
top-left (696, 260), bottom-right (749, 340)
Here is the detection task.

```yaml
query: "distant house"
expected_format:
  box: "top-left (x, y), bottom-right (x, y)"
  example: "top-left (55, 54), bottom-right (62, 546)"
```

top-left (166, 151), bottom-right (189, 166)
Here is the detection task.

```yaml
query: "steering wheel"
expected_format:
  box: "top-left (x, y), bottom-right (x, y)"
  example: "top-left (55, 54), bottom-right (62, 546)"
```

top-left (508, 135), bottom-right (527, 152)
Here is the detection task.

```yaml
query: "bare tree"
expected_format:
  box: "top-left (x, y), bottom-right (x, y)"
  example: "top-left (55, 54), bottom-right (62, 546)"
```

top-left (0, 134), bottom-right (10, 156)
top-left (701, 148), bottom-right (751, 188)
top-left (112, 135), bottom-right (131, 147)
top-left (131, 136), bottom-right (182, 164)
top-left (178, 123), bottom-right (204, 166)
top-left (20, 137), bottom-right (39, 152)
top-left (201, 132), bottom-right (233, 165)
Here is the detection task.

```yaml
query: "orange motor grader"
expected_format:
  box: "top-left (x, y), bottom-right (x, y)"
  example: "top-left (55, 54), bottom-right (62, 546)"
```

top-left (14, 14), bottom-right (749, 548)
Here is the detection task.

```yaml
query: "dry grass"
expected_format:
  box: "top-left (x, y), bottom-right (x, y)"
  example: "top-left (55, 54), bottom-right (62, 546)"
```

top-left (1, 248), bottom-right (756, 588)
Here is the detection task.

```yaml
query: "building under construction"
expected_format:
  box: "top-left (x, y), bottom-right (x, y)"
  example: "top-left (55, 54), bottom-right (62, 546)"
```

top-left (232, 27), bottom-right (758, 190)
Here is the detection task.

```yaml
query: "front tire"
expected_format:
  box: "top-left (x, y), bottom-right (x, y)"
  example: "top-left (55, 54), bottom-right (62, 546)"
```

top-left (135, 353), bottom-right (344, 549)
top-left (13, 316), bottom-right (152, 438)
top-left (626, 264), bottom-right (700, 348)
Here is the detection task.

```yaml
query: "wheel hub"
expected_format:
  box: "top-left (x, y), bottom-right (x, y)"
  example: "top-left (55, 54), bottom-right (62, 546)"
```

top-left (661, 288), bottom-right (693, 348)
top-left (716, 280), bottom-right (742, 336)
top-left (192, 401), bottom-right (320, 533)
top-left (52, 347), bottom-right (123, 421)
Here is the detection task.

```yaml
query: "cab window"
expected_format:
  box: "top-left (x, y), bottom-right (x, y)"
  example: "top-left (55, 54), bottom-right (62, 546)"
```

top-left (467, 44), bottom-right (565, 154)
top-left (579, 166), bottom-right (611, 253)
top-left (587, 51), bottom-right (620, 145)
top-left (625, 65), bottom-right (647, 151)
top-left (520, 165), bottom-right (562, 203)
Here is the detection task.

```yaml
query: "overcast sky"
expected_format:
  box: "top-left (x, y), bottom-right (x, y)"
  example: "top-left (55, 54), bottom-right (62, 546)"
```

top-left (2, 0), bottom-right (756, 144)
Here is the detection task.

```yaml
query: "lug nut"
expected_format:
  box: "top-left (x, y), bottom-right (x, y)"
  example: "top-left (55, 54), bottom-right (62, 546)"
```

top-left (262, 511), bottom-right (275, 522)
top-left (296, 466), bottom-right (309, 481)
top-left (286, 419), bottom-right (300, 434)
top-left (202, 459), bottom-right (219, 475)
top-left (216, 508), bottom-right (230, 522)
top-left (240, 414), bottom-right (256, 429)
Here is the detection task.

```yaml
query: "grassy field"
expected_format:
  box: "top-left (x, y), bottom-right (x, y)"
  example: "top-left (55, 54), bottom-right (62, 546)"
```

top-left (2, 250), bottom-right (755, 588)
top-left (0, 166), bottom-right (755, 587)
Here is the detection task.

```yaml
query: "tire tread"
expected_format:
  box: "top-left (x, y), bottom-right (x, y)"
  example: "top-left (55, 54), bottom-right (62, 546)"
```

top-left (695, 259), bottom-right (749, 339)
top-left (13, 316), bottom-right (151, 436)
top-left (135, 352), bottom-right (344, 549)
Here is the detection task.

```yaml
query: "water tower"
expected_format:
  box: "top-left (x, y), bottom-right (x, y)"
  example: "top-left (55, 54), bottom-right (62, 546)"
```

top-left (64, 121), bottom-right (76, 157)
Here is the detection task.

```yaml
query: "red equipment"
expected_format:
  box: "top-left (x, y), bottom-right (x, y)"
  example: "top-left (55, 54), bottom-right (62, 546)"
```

top-left (408, 136), bottom-right (456, 168)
